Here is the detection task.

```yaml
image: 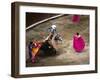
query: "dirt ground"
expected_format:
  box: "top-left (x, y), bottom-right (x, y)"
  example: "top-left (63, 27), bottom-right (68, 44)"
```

top-left (26, 15), bottom-right (89, 67)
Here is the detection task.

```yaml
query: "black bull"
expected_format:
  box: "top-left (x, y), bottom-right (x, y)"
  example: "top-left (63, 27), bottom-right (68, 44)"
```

top-left (37, 34), bottom-right (62, 57)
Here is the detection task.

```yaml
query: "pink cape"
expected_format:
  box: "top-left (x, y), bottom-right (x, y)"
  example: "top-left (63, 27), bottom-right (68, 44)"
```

top-left (73, 35), bottom-right (85, 52)
top-left (72, 15), bottom-right (80, 24)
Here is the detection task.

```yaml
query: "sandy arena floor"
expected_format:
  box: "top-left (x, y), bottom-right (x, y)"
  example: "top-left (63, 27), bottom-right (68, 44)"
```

top-left (26, 15), bottom-right (89, 67)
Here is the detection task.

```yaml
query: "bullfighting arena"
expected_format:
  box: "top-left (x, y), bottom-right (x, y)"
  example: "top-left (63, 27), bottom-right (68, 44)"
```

top-left (26, 14), bottom-right (89, 67)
